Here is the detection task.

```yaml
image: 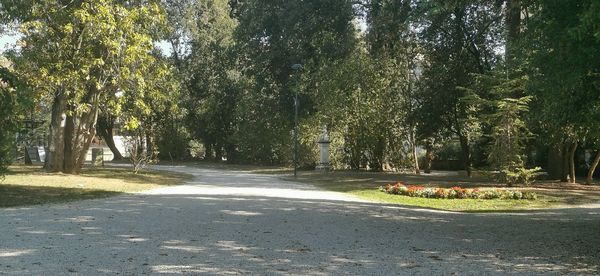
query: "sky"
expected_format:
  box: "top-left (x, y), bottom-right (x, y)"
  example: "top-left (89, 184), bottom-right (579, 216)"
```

top-left (0, 17), bottom-right (367, 56)
top-left (0, 32), bottom-right (175, 56)
top-left (0, 33), bottom-right (21, 53)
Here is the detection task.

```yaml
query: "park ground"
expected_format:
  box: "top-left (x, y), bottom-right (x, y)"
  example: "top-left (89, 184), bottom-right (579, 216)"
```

top-left (158, 162), bottom-right (600, 212)
top-left (0, 163), bottom-right (599, 274)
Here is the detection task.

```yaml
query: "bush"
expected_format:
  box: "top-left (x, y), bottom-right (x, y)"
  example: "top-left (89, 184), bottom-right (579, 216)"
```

top-left (499, 167), bottom-right (543, 186)
top-left (380, 182), bottom-right (536, 200)
top-left (0, 68), bottom-right (21, 180)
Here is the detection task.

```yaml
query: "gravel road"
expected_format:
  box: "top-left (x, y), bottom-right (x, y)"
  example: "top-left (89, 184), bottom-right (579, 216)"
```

top-left (1, 165), bottom-right (599, 275)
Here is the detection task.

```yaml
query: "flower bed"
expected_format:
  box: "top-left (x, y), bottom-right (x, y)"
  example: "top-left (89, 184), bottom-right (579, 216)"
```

top-left (379, 182), bottom-right (537, 200)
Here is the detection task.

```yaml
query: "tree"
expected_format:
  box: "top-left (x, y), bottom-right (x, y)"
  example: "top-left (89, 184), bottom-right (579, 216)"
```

top-left (96, 114), bottom-right (124, 161)
top-left (525, 0), bottom-right (600, 183)
top-left (0, 67), bottom-right (26, 178)
top-left (463, 70), bottom-right (533, 180)
top-left (231, 0), bottom-right (357, 164)
top-left (367, 0), bottom-right (422, 173)
top-left (16, 0), bottom-right (167, 174)
top-left (181, 0), bottom-right (239, 161)
top-left (415, 1), bottom-right (504, 177)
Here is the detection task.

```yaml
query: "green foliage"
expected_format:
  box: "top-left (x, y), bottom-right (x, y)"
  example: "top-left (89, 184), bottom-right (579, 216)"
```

top-left (310, 49), bottom-right (411, 170)
top-left (0, 65), bottom-right (30, 178)
top-left (3, 0), bottom-right (599, 184)
top-left (526, 0), bottom-right (600, 148)
top-left (500, 167), bottom-right (543, 187)
top-left (413, 1), bottom-right (504, 174)
top-left (228, 0), bottom-right (357, 164)
top-left (463, 69), bottom-right (532, 171)
top-left (0, 70), bottom-right (17, 178)
top-left (13, 0), bottom-right (169, 173)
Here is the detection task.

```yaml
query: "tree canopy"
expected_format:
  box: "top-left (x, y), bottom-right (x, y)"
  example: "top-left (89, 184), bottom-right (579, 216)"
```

top-left (1, 0), bottom-right (599, 184)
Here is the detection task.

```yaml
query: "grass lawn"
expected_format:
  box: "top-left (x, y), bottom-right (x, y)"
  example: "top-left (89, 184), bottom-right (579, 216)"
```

top-left (0, 165), bottom-right (192, 208)
top-left (350, 190), bottom-right (557, 212)
top-left (286, 170), bottom-right (600, 212)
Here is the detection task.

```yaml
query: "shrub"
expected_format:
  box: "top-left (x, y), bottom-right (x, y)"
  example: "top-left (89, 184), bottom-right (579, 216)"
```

top-left (522, 191), bottom-right (538, 200)
top-left (499, 167), bottom-right (544, 186)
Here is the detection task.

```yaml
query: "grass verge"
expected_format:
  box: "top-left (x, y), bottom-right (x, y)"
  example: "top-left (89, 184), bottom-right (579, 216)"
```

top-left (350, 190), bottom-right (557, 212)
top-left (0, 165), bottom-right (192, 208)
top-left (288, 171), bottom-right (600, 212)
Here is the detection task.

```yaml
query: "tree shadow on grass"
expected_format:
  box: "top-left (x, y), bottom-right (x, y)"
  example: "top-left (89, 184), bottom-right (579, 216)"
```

top-left (6, 165), bottom-right (192, 187)
top-left (0, 184), bottom-right (120, 208)
top-left (291, 171), bottom-right (494, 192)
top-left (81, 167), bottom-right (193, 186)
top-left (289, 172), bottom-right (600, 210)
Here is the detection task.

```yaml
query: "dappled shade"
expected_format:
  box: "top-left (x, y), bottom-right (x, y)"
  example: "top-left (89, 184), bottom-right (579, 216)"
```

top-left (1, 166), bottom-right (598, 274)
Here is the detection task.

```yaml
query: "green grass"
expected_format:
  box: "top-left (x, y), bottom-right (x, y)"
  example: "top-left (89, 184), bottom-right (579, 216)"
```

top-left (286, 171), bottom-right (600, 212)
top-left (349, 189), bottom-right (558, 212)
top-left (0, 165), bottom-right (193, 208)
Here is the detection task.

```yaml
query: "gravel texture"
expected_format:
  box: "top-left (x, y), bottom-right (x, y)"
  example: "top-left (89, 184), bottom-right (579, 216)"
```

top-left (1, 165), bottom-right (599, 275)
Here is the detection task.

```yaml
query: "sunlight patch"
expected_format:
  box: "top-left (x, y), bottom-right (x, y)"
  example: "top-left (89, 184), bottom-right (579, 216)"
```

top-left (0, 249), bottom-right (36, 257)
top-left (220, 210), bottom-right (263, 216)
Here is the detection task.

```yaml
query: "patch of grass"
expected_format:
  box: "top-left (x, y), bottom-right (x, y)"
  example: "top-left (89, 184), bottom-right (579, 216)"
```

top-left (165, 161), bottom-right (291, 175)
top-left (289, 171), bottom-right (599, 212)
top-left (350, 189), bottom-right (557, 212)
top-left (0, 165), bottom-right (192, 208)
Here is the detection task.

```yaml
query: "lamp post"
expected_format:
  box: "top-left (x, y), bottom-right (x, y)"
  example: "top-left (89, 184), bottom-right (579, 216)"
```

top-left (291, 63), bottom-right (302, 178)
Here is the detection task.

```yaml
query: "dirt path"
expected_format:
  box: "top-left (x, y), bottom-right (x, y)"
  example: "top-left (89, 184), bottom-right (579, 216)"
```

top-left (1, 165), bottom-right (598, 275)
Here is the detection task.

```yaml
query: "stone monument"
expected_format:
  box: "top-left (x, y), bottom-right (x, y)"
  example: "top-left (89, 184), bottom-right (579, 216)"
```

top-left (316, 126), bottom-right (331, 171)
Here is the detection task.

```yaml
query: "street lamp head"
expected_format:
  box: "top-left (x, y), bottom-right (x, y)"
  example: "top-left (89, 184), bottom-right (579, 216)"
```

top-left (291, 64), bottom-right (303, 70)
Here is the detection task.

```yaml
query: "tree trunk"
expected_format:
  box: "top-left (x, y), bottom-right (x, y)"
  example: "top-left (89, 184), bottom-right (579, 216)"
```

top-left (215, 142), bottom-right (223, 162)
top-left (587, 150), bottom-right (600, 185)
top-left (24, 147), bottom-right (32, 165)
top-left (424, 145), bottom-right (433, 174)
top-left (410, 131), bottom-right (420, 175)
top-left (412, 144), bottom-right (421, 175)
top-left (505, 0), bottom-right (521, 63)
top-left (546, 144), bottom-right (563, 180)
top-left (73, 104), bottom-right (99, 174)
top-left (205, 143), bottom-right (213, 160)
top-left (458, 134), bottom-right (472, 177)
top-left (561, 143), bottom-right (569, 182)
top-left (560, 144), bottom-right (569, 182)
top-left (46, 92), bottom-right (66, 172)
top-left (62, 111), bottom-right (75, 174)
top-left (225, 142), bottom-right (237, 163)
top-left (568, 141), bottom-right (578, 183)
top-left (97, 115), bottom-right (123, 161)
top-left (145, 126), bottom-right (155, 160)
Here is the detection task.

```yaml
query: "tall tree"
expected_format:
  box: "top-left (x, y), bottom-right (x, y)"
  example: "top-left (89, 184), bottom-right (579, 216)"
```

top-left (232, 0), bottom-right (356, 164)
top-left (526, 0), bottom-right (600, 183)
top-left (0, 66), bottom-right (29, 178)
top-left (16, 0), bottom-right (166, 174)
top-left (182, 0), bottom-right (239, 161)
top-left (415, 1), bottom-right (504, 176)
top-left (367, 0), bottom-right (422, 173)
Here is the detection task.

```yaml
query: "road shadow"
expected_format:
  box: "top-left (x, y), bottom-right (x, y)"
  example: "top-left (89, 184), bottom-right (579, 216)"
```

top-left (1, 192), bottom-right (598, 275)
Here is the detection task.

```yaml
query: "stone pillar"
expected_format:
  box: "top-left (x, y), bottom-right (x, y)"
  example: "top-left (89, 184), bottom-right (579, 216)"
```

top-left (316, 126), bottom-right (331, 171)
top-left (92, 148), bottom-right (104, 167)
